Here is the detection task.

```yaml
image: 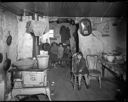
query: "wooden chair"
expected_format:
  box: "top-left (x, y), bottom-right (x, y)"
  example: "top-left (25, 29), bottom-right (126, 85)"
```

top-left (86, 55), bottom-right (102, 88)
top-left (71, 53), bottom-right (85, 90)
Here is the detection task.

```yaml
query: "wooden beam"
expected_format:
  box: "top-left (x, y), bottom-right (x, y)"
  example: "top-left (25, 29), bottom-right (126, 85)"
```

top-left (32, 13), bottom-right (40, 57)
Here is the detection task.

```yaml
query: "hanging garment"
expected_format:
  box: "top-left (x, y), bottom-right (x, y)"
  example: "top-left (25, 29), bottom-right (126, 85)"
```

top-left (66, 27), bottom-right (71, 40)
top-left (18, 22), bottom-right (33, 59)
top-left (60, 26), bottom-right (71, 43)
top-left (21, 33), bottom-right (33, 59)
top-left (26, 19), bottom-right (49, 36)
top-left (78, 29), bottom-right (103, 59)
top-left (40, 30), bottom-right (53, 44)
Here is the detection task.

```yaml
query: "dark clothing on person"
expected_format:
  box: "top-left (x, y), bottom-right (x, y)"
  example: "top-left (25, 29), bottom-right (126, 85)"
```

top-left (63, 47), bottom-right (69, 58)
top-left (49, 53), bottom-right (58, 64)
top-left (50, 44), bottom-right (58, 55)
top-left (74, 57), bottom-right (89, 75)
top-left (49, 43), bottom-right (58, 65)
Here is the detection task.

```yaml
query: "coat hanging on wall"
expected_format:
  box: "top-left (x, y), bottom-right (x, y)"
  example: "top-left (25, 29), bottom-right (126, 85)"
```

top-left (60, 25), bottom-right (71, 43)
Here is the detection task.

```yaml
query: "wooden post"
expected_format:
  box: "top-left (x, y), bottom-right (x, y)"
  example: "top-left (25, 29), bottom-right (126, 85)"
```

top-left (32, 34), bottom-right (36, 57)
top-left (36, 14), bottom-right (40, 55)
top-left (32, 13), bottom-right (40, 57)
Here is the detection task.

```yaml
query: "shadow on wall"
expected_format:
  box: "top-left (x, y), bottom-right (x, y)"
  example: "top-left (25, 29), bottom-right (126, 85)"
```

top-left (0, 8), bottom-right (19, 101)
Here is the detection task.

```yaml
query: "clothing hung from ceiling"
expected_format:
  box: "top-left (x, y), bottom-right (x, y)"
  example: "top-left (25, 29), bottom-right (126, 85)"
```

top-left (78, 29), bottom-right (103, 59)
top-left (26, 18), bottom-right (49, 37)
top-left (60, 25), bottom-right (71, 43)
top-left (18, 22), bottom-right (33, 59)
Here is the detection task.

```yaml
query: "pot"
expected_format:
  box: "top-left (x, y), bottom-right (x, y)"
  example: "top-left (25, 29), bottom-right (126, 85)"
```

top-left (115, 55), bottom-right (122, 60)
top-left (106, 55), bottom-right (115, 62)
top-left (12, 58), bottom-right (34, 70)
top-left (103, 54), bottom-right (107, 60)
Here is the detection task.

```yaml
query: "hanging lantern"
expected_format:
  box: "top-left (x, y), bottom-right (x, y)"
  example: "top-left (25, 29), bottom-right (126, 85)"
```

top-left (79, 18), bottom-right (92, 36)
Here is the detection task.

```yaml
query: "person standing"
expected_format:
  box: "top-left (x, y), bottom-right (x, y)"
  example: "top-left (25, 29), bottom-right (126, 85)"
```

top-left (58, 43), bottom-right (64, 65)
top-left (49, 42), bottom-right (58, 68)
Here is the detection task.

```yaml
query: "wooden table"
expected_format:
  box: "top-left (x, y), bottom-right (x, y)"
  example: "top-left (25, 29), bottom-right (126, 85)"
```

top-left (101, 59), bottom-right (126, 80)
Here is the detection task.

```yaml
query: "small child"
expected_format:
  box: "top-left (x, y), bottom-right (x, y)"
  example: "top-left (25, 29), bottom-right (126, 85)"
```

top-left (76, 52), bottom-right (90, 90)
top-left (72, 52), bottom-right (90, 90)
top-left (58, 43), bottom-right (64, 65)
top-left (49, 42), bottom-right (58, 68)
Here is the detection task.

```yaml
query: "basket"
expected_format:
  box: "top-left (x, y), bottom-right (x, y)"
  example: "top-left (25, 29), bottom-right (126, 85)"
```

top-left (13, 58), bottom-right (34, 70)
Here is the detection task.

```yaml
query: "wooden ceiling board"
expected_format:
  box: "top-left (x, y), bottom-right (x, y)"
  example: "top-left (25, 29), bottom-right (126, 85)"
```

top-left (0, 2), bottom-right (127, 17)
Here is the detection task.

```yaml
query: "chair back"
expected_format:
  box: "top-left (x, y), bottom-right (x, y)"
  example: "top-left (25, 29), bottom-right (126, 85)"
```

top-left (72, 53), bottom-right (78, 74)
top-left (86, 55), bottom-right (99, 70)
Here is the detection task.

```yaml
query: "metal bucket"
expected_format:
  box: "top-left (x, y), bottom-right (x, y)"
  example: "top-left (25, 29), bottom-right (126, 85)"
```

top-left (37, 55), bottom-right (49, 69)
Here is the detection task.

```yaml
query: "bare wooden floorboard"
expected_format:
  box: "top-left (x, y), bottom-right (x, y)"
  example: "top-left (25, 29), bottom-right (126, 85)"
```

top-left (45, 65), bottom-right (117, 101)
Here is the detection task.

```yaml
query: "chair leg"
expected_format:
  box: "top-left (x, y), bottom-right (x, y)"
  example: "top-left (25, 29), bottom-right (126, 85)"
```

top-left (65, 71), bottom-right (69, 79)
top-left (84, 74), bottom-right (90, 88)
top-left (70, 72), bottom-right (73, 82)
top-left (98, 76), bottom-right (102, 88)
top-left (74, 75), bottom-right (77, 90)
top-left (78, 75), bottom-right (82, 90)
top-left (88, 76), bottom-right (90, 86)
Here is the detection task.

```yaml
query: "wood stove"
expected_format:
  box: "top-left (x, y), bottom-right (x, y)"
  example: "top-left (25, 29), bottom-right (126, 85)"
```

top-left (8, 67), bottom-right (51, 101)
